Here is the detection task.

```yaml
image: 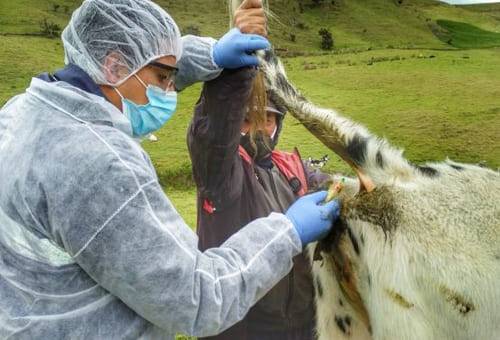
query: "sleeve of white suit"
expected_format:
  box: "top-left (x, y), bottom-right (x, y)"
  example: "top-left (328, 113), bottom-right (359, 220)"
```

top-left (175, 35), bottom-right (223, 91)
top-left (44, 133), bottom-right (302, 337)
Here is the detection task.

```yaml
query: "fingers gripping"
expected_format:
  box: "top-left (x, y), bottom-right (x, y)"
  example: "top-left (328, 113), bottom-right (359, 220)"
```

top-left (239, 0), bottom-right (263, 10)
top-left (241, 35), bottom-right (270, 52)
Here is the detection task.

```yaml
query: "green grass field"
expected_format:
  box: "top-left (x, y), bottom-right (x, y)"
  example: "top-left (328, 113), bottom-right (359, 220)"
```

top-left (436, 19), bottom-right (500, 48)
top-left (141, 47), bottom-right (500, 231)
top-left (0, 1), bottom-right (499, 339)
top-left (0, 0), bottom-right (498, 256)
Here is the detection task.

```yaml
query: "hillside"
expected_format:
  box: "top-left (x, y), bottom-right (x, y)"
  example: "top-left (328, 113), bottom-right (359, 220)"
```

top-left (0, 4), bottom-right (499, 338)
top-left (0, 0), bottom-right (499, 227)
top-left (1, 0), bottom-right (500, 105)
top-left (1, 0), bottom-right (500, 53)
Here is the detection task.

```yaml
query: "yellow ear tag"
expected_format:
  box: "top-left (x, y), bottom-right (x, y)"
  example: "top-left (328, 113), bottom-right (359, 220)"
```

top-left (325, 178), bottom-right (345, 202)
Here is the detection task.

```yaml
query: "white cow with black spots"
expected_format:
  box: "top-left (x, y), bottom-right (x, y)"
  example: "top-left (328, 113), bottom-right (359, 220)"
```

top-left (258, 49), bottom-right (500, 340)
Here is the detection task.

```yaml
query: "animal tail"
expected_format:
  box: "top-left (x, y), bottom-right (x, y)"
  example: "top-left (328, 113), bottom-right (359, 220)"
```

top-left (260, 50), bottom-right (416, 190)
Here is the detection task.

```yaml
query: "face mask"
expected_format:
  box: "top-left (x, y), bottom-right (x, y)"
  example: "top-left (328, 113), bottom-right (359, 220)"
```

top-left (115, 75), bottom-right (177, 137)
top-left (240, 131), bottom-right (275, 162)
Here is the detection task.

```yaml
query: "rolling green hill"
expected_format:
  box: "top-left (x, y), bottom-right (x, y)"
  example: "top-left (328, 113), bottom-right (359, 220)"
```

top-left (1, 0), bottom-right (500, 53)
top-left (1, 0), bottom-right (500, 103)
top-left (435, 19), bottom-right (500, 48)
top-left (0, 2), bottom-right (499, 339)
top-left (1, 0), bottom-right (499, 213)
top-left (0, 1), bottom-right (499, 202)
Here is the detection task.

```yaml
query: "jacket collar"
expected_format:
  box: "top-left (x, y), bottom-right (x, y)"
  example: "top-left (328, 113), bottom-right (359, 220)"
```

top-left (27, 77), bottom-right (132, 137)
top-left (37, 63), bottom-right (105, 99)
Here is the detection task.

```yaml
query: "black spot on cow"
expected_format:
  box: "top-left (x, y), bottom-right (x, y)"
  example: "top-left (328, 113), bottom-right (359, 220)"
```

top-left (344, 315), bottom-right (352, 326)
top-left (347, 227), bottom-right (360, 256)
top-left (315, 218), bottom-right (346, 261)
top-left (376, 151), bottom-right (385, 168)
top-left (450, 164), bottom-right (465, 171)
top-left (335, 315), bottom-right (347, 334)
top-left (315, 275), bottom-right (324, 298)
top-left (346, 135), bottom-right (368, 167)
top-left (263, 49), bottom-right (307, 103)
top-left (265, 54), bottom-right (298, 98)
top-left (416, 165), bottom-right (440, 177)
top-left (274, 73), bottom-right (291, 95)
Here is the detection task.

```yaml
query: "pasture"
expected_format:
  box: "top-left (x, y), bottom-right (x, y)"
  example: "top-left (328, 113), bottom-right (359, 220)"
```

top-left (140, 47), bottom-right (500, 230)
top-left (0, 1), bottom-right (499, 339)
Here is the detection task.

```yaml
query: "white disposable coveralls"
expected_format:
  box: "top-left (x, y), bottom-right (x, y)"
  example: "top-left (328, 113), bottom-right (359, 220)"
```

top-left (0, 49), bottom-right (303, 340)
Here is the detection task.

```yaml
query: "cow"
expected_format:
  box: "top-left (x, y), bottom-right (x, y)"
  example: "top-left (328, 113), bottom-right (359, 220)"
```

top-left (258, 49), bottom-right (500, 340)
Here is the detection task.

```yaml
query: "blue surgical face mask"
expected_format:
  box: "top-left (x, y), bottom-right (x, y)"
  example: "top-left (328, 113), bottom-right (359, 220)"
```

top-left (114, 75), bottom-right (177, 137)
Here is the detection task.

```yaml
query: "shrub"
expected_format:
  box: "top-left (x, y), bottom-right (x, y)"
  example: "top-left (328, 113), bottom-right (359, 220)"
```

top-left (52, 4), bottom-right (60, 12)
top-left (318, 28), bottom-right (334, 50)
top-left (290, 33), bottom-right (296, 42)
top-left (39, 18), bottom-right (61, 38)
top-left (296, 22), bottom-right (308, 30)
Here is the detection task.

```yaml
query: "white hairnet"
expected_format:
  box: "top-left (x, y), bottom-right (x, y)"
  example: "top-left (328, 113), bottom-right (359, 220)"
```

top-left (62, 0), bottom-right (183, 86)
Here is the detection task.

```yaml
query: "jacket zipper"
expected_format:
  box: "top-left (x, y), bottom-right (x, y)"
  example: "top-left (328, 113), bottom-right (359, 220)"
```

top-left (265, 168), bottom-right (294, 324)
top-left (266, 168), bottom-right (285, 211)
top-left (285, 267), bottom-right (294, 325)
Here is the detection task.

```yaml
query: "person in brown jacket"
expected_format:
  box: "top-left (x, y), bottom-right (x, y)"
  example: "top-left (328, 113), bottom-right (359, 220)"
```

top-left (188, 66), bottom-right (331, 340)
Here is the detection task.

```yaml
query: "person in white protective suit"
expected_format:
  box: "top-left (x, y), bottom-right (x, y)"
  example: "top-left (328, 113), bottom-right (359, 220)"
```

top-left (0, 0), bottom-right (340, 339)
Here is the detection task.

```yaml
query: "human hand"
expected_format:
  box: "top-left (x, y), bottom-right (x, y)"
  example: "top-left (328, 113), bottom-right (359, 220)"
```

top-left (233, 0), bottom-right (267, 37)
top-left (285, 191), bottom-right (341, 246)
top-left (213, 28), bottom-right (270, 69)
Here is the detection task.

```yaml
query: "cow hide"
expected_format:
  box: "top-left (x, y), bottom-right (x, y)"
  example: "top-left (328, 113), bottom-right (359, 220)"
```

top-left (259, 49), bottom-right (500, 340)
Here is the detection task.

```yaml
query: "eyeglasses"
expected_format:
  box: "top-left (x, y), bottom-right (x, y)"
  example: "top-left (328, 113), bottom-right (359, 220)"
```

top-left (148, 61), bottom-right (178, 90)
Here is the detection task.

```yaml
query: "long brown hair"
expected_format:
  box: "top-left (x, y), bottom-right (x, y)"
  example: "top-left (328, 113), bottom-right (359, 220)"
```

top-left (245, 70), bottom-right (271, 155)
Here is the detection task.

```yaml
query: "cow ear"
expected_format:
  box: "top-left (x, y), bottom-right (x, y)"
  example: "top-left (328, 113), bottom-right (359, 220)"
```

top-left (355, 168), bottom-right (376, 193)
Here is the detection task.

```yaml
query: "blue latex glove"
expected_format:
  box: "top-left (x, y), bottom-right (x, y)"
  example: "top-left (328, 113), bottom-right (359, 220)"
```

top-left (286, 191), bottom-right (341, 246)
top-left (213, 28), bottom-right (270, 69)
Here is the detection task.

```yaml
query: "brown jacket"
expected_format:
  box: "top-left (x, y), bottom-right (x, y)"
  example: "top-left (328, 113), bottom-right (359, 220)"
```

top-left (188, 68), bottom-right (328, 336)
